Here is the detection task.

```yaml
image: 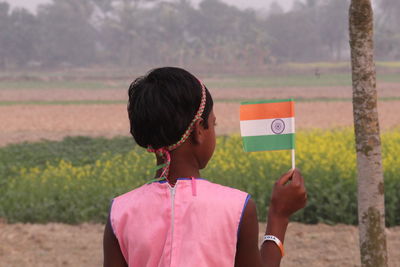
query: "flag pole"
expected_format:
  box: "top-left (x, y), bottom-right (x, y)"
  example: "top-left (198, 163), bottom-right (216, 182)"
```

top-left (291, 105), bottom-right (296, 170)
top-left (291, 149), bottom-right (295, 170)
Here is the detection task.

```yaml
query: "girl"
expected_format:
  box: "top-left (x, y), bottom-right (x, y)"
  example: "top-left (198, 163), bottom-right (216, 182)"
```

top-left (103, 67), bottom-right (307, 267)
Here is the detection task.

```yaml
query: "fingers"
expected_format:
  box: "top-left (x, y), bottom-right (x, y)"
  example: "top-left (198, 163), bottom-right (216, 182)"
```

top-left (292, 169), bottom-right (307, 207)
top-left (270, 169), bottom-right (307, 218)
top-left (276, 169), bottom-right (294, 185)
top-left (290, 169), bottom-right (304, 187)
top-left (276, 169), bottom-right (304, 186)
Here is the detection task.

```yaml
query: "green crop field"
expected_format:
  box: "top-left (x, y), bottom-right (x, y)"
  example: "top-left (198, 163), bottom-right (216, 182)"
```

top-left (1, 130), bottom-right (399, 226)
top-left (1, 72), bottom-right (399, 91)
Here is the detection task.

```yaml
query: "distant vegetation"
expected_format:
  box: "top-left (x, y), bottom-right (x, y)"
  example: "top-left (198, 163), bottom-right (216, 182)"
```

top-left (1, 71), bottom-right (400, 90)
top-left (1, 131), bottom-right (399, 226)
top-left (0, 0), bottom-right (399, 71)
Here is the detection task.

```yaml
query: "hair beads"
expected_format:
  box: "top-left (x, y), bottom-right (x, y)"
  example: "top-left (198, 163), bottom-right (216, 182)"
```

top-left (147, 81), bottom-right (207, 181)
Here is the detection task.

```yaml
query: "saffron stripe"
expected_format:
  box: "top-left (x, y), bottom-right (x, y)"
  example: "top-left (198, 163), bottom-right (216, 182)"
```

top-left (240, 101), bottom-right (294, 121)
top-left (242, 134), bottom-right (295, 152)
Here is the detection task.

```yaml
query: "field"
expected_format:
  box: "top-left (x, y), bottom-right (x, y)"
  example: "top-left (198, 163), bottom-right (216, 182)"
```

top-left (1, 75), bottom-right (400, 146)
top-left (1, 70), bottom-right (400, 266)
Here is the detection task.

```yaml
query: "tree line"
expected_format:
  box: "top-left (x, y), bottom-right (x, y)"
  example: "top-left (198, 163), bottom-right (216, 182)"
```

top-left (0, 0), bottom-right (398, 70)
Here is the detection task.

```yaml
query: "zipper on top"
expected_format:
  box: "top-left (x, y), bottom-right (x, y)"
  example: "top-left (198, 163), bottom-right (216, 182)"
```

top-left (168, 182), bottom-right (177, 266)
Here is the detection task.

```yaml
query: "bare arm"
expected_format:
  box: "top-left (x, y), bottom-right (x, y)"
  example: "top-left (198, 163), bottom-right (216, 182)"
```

top-left (103, 216), bottom-right (128, 267)
top-left (235, 169), bottom-right (307, 267)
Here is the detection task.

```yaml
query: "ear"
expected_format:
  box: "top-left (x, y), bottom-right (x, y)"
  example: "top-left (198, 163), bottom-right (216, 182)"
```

top-left (191, 118), bottom-right (205, 145)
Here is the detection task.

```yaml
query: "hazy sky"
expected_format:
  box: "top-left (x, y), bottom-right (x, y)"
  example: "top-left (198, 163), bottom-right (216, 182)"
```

top-left (4, 0), bottom-right (297, 12)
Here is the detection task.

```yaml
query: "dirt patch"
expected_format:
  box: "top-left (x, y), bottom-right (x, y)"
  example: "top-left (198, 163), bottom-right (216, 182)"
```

top-left (0, 222), bottom-right (399, 267)
top-left (211, 83), bottom-right (400, 100)
top-left (1, 83), bottom-right (399, 102)
top-left (0, 89), bottom-right (127, 102)
top-left (279, 223), bottom-right (400, 267)
top-left (1, 101), bottom-right (400, 147)
top-left (0, 223), bottom-right (103, 267)
top-left (1, 83), bottom-right (399, 147)
top-left (0, 104), bottom-right (130, 146)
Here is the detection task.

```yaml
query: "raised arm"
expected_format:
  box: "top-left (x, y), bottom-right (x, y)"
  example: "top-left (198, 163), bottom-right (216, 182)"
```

top-left (235, 169), bottom-right (307, 267)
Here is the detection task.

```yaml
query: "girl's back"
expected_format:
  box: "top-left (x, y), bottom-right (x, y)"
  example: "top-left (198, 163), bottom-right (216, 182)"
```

top-left (111, 179), bottom-right (249, 266)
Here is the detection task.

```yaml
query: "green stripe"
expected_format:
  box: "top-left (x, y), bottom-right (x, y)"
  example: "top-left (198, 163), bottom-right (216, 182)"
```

top-left (242, 134), bottom-right (295, 152)
top-left (241, 98), bottom-right (294, 105)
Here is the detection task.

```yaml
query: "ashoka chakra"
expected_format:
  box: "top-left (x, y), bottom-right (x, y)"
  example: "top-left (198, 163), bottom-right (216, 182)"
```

top-left (271, 119), bottom-right (285, 134)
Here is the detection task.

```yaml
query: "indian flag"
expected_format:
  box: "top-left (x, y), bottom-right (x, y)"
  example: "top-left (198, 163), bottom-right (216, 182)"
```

top-left (240, 99), bottom-right (295, 152)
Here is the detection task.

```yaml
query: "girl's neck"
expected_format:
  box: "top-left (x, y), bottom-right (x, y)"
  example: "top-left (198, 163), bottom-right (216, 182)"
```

top-left (155, 150), bottom-right (201, 185)
top-left (166, 170), bottom-right (201, 186)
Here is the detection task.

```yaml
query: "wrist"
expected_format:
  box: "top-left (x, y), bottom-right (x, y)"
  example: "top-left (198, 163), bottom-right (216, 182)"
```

top-left (262, 235), bottom-right (285, 257)
top-left (266, 214), bottom-right (289, 233)
top-left (265, 208), bottom-right (289, 242)
top-left (267, 206), bottom-right (290, 224)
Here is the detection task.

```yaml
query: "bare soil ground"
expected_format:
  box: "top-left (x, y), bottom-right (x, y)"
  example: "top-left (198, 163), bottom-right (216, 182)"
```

top-left (1, 83), bottom-right (399, 102)
top-left (1, 83), bottom-right (399, 146)
top-left (1, 101), bottom-right (400, 146)
top-left (1, 222), bottom-right (399, 267)
top-left (210, 83), bottom-right (400, 100)
top-left (0, 89), bottom-right (127, 102)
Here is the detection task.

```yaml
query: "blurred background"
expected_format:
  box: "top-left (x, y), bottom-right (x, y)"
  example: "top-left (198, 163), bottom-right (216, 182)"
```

top-left (1, 1), bottom-right (400, 266)
top-left (1, 0), bottom-right (399, 70)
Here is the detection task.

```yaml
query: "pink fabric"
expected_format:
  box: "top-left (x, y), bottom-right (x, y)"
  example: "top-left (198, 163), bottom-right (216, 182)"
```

top-left (110, 179), bottom-right (248, 267)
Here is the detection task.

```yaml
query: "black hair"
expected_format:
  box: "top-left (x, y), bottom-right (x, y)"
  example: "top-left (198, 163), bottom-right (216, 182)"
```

top-left (128, 67), bottom-right (214, 149)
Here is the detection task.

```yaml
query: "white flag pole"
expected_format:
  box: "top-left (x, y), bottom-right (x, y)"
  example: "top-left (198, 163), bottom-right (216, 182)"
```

top-left (291, 149), bottom-right (295, 170)
top-left (291, 106), bottom-right (296, 170)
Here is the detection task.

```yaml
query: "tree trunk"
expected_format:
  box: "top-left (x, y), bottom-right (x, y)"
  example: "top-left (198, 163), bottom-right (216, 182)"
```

top-left (349, 1), bottom-right (388, 266)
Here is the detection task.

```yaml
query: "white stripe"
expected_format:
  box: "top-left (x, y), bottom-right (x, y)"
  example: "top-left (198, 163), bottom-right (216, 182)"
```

top-left (292, 115), bottom-right (295, 134)
top-left (240, 117), bottom-right (295, 137)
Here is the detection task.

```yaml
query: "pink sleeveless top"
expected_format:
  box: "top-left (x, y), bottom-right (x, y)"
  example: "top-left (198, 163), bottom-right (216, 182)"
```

top-left (110, 178), bottom-right (249, 267)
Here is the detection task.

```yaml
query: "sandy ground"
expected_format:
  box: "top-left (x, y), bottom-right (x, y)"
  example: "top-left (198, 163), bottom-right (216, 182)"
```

top-left (210, 83), bottom-right (400, 100)
top-left (0, 89), bottom-right (127, 102)
top-left (1, 222), bottom-right (399, 267)
top-left (1, 101), bottom-right (399, 146)
top-left (1, 83), bottom-right (399, 102)
top-left (1, 83), bottom-right (399, 146)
